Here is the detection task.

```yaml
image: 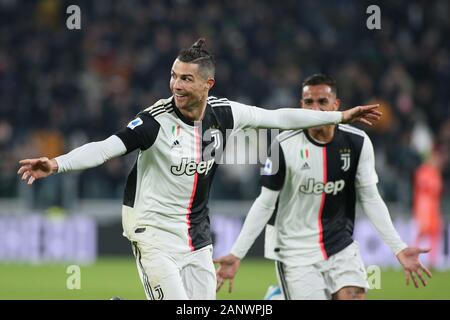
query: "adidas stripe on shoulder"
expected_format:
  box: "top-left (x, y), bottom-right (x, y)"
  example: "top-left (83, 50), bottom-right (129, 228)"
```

top-left (338, 124), bottom-right (366, 138)
top-left (277, 130), bottom-right (303, 143)
top-left (208, 96), bottom-right (231, 108)
top-left (142, 98), bottom-right (174, 117)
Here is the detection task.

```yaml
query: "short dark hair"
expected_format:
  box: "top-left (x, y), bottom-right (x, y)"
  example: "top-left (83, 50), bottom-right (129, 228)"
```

top-left (302, 74), bottom-right (337, 95)
top-left (177, 38), bottom-right (215, 79)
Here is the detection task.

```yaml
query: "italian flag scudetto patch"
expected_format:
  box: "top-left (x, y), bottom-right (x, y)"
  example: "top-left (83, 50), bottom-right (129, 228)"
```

top-left (300, 148), bottom-right (309, 160)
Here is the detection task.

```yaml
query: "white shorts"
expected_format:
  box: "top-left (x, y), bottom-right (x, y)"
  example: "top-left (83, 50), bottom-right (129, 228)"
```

top-left (132, 241), bottom-right (216, 300)
top-left (275, 241), bottom-right (369, 300)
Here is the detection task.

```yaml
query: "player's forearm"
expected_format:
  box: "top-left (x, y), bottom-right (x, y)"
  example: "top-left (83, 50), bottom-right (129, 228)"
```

top-left (251, 107), bottom-right (342, 129)
top-left (55, 135), bottom-right (127, 173)
top-left (231, 187), bottom-right (280, 259)
top-left (358, 184), bottom-right (407, 255)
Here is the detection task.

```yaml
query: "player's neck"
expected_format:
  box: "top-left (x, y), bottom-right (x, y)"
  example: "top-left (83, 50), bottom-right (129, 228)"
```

top-left (308, 125), bottom-right (335, 144)
top-left (178, 100), bottom-right (207, 122)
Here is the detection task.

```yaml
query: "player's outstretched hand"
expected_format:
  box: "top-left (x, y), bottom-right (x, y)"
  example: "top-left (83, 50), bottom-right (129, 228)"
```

top-left (396, 247), bottom-right (432, 288)
top-left (214, 254), bottom-right (241, 293)
top-left (341, 104), bottom-right (381, 126)
top-left (17, 157), bottom-right (58, 185)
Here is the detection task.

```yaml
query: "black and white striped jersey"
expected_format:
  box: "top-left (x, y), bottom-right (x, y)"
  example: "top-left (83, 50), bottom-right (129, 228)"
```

top-left (115, 96), bottom-right (259, 254)
top-left (262, 125), bottom-right (378, 266)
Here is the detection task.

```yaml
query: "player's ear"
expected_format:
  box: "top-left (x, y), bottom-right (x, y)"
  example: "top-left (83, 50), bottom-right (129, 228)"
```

top-left (206, 78), bottom-right (215, 90)
top-left (335, 98), bottom-right (341, 111)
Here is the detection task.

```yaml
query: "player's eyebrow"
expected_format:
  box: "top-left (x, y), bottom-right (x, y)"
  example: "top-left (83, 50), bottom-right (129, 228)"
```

top-left (303, 98), bottom-right (328, 102)
top-left (171, 69), bottom-right (194, 78)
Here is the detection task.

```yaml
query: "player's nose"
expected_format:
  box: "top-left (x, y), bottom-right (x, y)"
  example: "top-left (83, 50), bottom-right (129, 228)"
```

top-left (172, 78), bottom-right (184, 91)
top-left (310, 103), bottom-right (321, 111)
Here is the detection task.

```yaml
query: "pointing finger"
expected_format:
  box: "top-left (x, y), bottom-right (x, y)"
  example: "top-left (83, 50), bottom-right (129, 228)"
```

top-left (410, 271), bottom-right (419, 288)
top-left (27, 175), bottom-right (36, 185)
top-left (360, 104), bottom-right (380, 110)
top-left (19, 159), bottom-right (39, 165)
top-left (17, 165), bottom-right (31, 175)
top-left (358, 118), bottom-right (373, 126)
top-left (421, 264), bottom-right (432, 278)
top-left (22, 171), bottom-right (30, 181)
top-left (364, 113), bottom-right (382, 120)
top-left (416, 270), bottom-right (427, 287)
top-left (216, 279), bottom-right (223, 292)
top-left (405, 270), bottom-right (410, 286)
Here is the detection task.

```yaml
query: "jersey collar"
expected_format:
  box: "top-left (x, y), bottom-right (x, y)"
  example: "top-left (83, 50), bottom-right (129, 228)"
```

top-left (304, 126), bottom-right (339, 147)
top-left (172, 97), bottom-right (212, 127)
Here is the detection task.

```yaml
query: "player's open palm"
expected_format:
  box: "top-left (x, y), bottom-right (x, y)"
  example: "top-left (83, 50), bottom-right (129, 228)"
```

top-left (396, 247), bottom-right (432, 288)
top-left (17, 157), bottom-right (57, 185)
top-left (214, 254), bottom-right (241, 293)
top-left (341, 104), bottom-right (381, 126)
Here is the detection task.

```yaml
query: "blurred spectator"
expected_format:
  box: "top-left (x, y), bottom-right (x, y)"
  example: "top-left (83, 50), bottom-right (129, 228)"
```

top-left (0, 0), bottom-right (448, 210)
top-left (413, 145), bottom-right (448, 267)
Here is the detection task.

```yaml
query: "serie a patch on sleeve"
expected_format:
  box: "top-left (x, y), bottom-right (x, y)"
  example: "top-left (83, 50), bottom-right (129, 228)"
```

top-left (263, 158), bottom-right (273, 175)
top-left (127, 117), bottom-right (143, 130)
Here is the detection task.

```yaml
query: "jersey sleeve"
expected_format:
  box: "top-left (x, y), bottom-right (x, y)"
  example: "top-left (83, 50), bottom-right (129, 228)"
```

top-left (55, 135), bottom-right (127, 173)
top-left (355, 133), bottom-right (379, 188)
top-left (260, 139), bottom-right (287, 191)
top-left (357, 184), bottom-right (407, 254)
top-left (230, 187), bottom-right (280, 259)
top-left (228, 100), bottom-right (259, 133)
top-left (114, 113), bottom-right (161, 153)
top-left (228, 100), bottom-right (342, 134)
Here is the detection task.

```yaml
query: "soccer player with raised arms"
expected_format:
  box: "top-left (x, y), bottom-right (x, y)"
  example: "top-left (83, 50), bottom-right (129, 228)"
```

top-left (18, 41), bottom-right (381, 300)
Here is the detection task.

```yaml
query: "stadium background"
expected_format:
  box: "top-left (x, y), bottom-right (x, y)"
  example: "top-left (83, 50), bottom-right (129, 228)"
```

top-left (0, 0), bottom-right (449, 299)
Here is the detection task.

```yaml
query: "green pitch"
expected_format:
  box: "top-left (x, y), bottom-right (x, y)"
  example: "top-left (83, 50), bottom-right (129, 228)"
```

top-left (0, 257), bottom-right (449, 300)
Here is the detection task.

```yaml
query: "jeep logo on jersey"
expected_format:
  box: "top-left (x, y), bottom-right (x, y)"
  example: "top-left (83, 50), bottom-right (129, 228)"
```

top-left (171, 157), bottom-right (215, 176)
top-left (299, 178), bottom-right (345, 195)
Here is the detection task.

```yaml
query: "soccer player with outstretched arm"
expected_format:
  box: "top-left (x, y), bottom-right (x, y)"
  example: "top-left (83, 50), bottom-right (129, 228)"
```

top-left (215, 74), bottom-right (431, 300)
top-left (18, 41), bottom-right (381, 300)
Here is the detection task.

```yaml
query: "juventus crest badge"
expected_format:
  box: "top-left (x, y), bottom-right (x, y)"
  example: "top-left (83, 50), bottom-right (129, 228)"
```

top-left (209, 129), bottom-right (221, 150)
top-left (340, 152), bottom-right (351, 172)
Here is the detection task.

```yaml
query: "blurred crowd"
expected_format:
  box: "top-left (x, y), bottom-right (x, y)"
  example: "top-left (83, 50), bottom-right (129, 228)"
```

top-left (0, 0), bottom-right (449, 212)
